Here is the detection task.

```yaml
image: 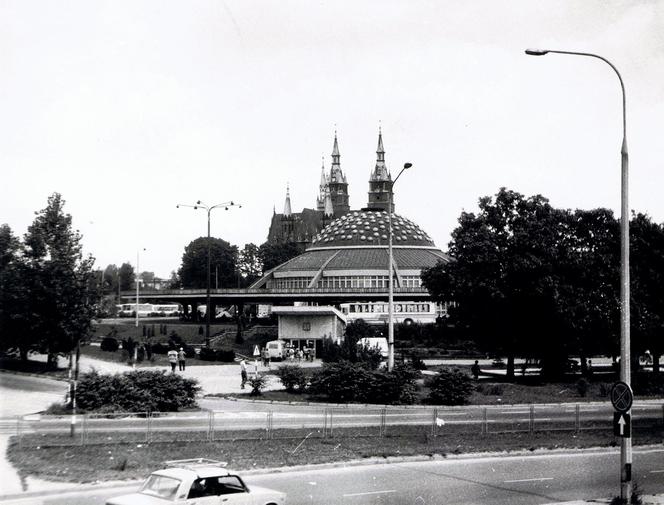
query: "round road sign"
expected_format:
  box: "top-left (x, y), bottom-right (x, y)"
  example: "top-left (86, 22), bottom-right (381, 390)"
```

top-left (610, 381), bottom-right (633, 413)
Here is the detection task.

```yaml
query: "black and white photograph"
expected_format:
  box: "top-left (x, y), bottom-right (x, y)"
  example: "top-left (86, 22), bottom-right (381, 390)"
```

top-left (1, 1), bottom-right (663, 504)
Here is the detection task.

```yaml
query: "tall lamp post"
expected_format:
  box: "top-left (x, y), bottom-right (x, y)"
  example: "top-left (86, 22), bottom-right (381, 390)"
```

top-left (387, 162), bottom-right (413, 371)
top-left (177, 200), bottom-right (240, 347)
top-left (525, 48), bottom-right (631, 501)
top-left (135, 248), bottom-right (146, 328)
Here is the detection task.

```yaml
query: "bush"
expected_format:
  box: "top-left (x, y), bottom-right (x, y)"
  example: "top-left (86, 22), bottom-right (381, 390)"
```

top-left (633, 372), bottom-right (664, 395)
top-left (198, 347), bottom-right (217, 361)
top-left (426, 368), bottom-right (474, 405)
top-left (248, 374), bottom-right (268, 396)
top-left (576, 378), bottom-right (589, 397)
top-left (277, 365), bottom-right (308, 393)
top-left (151, 342), bottom-right (170, 355)
top-left (477, 383), bottom-right (505, 396)
top-left (76, 370), bottom-right (200, 412)
top-left (100, 337), bottom-right (119, 352)
top-left (215, 349), bottom-right (235, 362)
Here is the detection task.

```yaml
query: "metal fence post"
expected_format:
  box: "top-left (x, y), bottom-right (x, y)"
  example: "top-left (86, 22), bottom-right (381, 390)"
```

top-left (266, 411), bottom-right (272, 440)
top-left (208, 411), bottom-right (214, 442)
top-left (529, 405), bottom-right (535, 433)
top-left (661, 403), bottom-right (664, 428)
top-left (482, 407), bottom-right (488, 435)
top-left (323, 408), bottom-right (328, 438)
top-left (82, 414), bottom-right (87, 445)
top-left (432, 408), bottom-right (438, 437)
top-left (16, 415), bottom-right (21, 449)
top-left (379, 408), bottom-right (386, 437)
top-left (575, 404), bottom-right (580, 433)
top-left (329, 409), bottom-right (334, 438)
top-left (146, 412), bottom-right (151, 444)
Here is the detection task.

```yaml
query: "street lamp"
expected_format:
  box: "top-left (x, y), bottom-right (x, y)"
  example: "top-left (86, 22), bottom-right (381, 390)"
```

top-left (387, 162), bottom-right (413, 371)
top-left (525, 48), bottom-right (631, 501)
top-left (177, 200), bottom-right (241, 346)
top-left (135, 248), bottom-right (146, 329)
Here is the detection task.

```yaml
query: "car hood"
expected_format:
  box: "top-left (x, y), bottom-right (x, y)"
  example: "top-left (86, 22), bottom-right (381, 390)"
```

top-left (248, 485), bottom-right (287, 498)
top-left (106, 492), bottom-right (173, 505)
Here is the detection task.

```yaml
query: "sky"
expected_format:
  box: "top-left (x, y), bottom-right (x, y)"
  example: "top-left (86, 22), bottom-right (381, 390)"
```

top-left (2, 1), bottom-right (663, 278)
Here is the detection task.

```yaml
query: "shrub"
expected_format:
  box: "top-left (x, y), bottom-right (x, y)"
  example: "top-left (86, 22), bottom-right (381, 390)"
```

top-left (215, 349), bottom-right (235, 362)
top-left (248, 374), bottom-right (268, 396)
top-left (100, 337), bottom-right (119, 352)
top-left (633, 372), bottom-right (664, 395)
top-left (277, 365), bottom-right (308, 393)
top-left (76, 370), bottom-right (200, 412)
top-left (576, 378), bottom-right (589, 397)
top-left (426, 367), bottom-right (474, 405)
top-left (477, 383), bottom-right (505, 396)
top-left (151, 342), bottom-right (170, 355)
top-left (410, 355), bottom-right (427, 370)
top-left (198, 347), bottom-right (217, 361)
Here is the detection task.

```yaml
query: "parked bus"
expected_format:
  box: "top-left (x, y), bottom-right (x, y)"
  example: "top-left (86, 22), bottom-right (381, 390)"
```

top-left (339, 301), bottom-right (444, 325)
top-left (116, 303), bottom-right (181, 317)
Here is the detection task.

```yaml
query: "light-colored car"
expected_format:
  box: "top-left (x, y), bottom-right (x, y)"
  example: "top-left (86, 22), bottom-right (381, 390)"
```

top-left (105, 459), bottom-right (286, 505)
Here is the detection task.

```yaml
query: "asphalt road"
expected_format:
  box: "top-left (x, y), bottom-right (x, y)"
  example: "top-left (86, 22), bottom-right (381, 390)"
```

top-left (2, 447), bottom-right (663, 505)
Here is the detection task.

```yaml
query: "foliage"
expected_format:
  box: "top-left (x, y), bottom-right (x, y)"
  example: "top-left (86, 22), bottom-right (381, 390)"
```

top-left (100, 337), bottom-right (119, 352)
top-left (75, 370), bottom-right (199, 412)
top-left (118, 263), bottom-right (135, 291)
top-left (309, 361), bottom-right (420, 404)
top-left (632, 372), bottom-right (664, 396)
top-left (276, 364), bottom-right (308, 393)
top-left (178, 236), bottom-right (238, 289)
top-left (426, 368), bottom-right (474, 405)
top-left (248, 374), bottom-right (268, 396)
top-left (257, 241), bottom-right (303, 273)
top-left (198, 347), bottom-right (236, 362)
top-left (238, 243), bottom-right (262, 286)
top-left (320, 322), bottom-right (384, 370)
top-left (576, 378), bottom-right (589, 397)
top-left (421, 188), bottom-right (622, 378)
top-left (0, 194), bottom-right (99, 366)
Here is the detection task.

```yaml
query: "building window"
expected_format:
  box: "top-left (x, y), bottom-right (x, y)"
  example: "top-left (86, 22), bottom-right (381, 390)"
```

top-left (302, 322), bottom-right (311, 331)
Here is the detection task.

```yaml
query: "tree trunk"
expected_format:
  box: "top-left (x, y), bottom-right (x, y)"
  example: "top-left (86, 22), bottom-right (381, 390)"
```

top-left (506, 354), bottom-right (515, 379)
top-left (46, 352), bottom-right (58, 370)
top-left (653, 353), bottom-right (660, 374)
top-left (19, 347), bottom-right (28, 361)
top-left (580, 354), bottom-right (588, 377)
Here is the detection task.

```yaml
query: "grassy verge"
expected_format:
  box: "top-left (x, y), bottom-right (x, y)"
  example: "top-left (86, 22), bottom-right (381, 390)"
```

top-left (8, 427), bottom-right (662, 483)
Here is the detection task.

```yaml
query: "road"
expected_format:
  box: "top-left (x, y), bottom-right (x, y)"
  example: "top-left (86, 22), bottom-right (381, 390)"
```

top-left (2, 447), bottom-right (663, 505)
top-left (0, 374), bottom-right (68, 418)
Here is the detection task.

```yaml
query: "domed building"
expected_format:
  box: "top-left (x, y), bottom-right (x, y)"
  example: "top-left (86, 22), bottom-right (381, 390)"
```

top-left (252, 130), bottom-right (450, 350)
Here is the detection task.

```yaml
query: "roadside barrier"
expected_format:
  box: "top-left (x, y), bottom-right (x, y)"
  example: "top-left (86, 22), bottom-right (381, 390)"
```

top-left (7, 402), bottom-right (663, 448)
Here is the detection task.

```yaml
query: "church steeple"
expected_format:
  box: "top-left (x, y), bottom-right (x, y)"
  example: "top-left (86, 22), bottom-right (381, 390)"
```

top-left (316, 157), bottom-right (328, 212)
top-left (326, 129), bottom-right (350, 217)
top-left (367, 127), bottom-right (393, 212)
top-left (283, 184), bottom-right (292, 217)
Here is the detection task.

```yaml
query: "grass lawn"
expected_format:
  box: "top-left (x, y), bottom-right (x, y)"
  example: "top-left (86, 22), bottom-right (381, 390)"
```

top-left (8, 427), bottom-right (662, 483)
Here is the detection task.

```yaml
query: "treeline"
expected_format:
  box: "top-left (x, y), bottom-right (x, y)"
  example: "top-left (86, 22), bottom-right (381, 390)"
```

top-left (422, 188), bottom-right (664, 378)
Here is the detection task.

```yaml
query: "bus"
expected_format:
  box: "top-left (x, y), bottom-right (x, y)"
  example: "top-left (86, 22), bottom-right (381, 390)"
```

top-left (339, 301), bottom-right (445, 325)
top-left (116, 303), bottom-right (181, 317)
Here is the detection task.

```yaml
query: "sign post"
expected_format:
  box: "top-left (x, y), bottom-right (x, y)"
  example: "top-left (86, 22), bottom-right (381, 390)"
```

top-left (611, 381), bottom-right (634, 488)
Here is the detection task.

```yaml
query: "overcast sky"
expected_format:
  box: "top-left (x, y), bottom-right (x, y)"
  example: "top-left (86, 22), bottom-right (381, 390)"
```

top-left (2, 1), bottom-right (663, 278)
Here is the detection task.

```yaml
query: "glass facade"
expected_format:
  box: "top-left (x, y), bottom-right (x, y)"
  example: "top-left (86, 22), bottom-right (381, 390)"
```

top-left (269, 274), bottom-right (422, 290)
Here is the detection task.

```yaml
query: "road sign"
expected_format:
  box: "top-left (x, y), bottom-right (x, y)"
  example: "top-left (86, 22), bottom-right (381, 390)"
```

top-left (253, 345), bottom-right (260, 357)
top-left (613, 412), bottom-right (631, 438)
top-left (610, 381), bottom-right (633, 413)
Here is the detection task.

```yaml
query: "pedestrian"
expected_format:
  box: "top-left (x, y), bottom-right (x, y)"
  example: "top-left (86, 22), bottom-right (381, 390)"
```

top-left (471, 360), bottom-right (480, 380)
top-left (304, 347), bottom-right (310, 362)
top-left (167, 349), bottom-right (178, 373)
top-left (240, 359), bottom-right (248, 389)
top-left (177, 347), bottom-right (186, 371)
top-left (262, 347), bottom-right (271, 369)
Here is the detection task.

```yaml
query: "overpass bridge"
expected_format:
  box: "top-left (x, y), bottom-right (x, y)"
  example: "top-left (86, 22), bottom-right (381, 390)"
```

top-left (121, 286), bottom-right (432, 306)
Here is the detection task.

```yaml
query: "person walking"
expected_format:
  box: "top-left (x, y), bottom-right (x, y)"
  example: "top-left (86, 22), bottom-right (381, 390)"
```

top-left (177, 347), bottom-right (186, 371)
top-left (471, 360), bottom-right (481, 380)
top-left (167, 349), bottom-right (178, 373)
top-left (240, 359), bottom-right (248, 389)
top-left (262, 347), bottom-right (271, 369)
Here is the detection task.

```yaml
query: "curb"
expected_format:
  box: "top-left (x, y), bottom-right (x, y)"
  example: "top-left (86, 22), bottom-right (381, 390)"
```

top-left (0, 369), bottom-right (70, 383)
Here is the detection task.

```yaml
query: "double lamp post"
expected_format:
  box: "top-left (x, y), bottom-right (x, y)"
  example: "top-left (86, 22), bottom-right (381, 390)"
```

top-left (177, 200), bottom-right (240, 347)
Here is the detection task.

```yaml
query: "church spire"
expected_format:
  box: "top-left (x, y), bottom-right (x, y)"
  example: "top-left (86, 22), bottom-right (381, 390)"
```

top-left (367, 126), bottom-right (393, 212)
top-left (331, 130), bottom-right (341, 167)
top-left (327, 129), bottom-right (350, 216)
top-left (283, 184), bottom-right (292, 217)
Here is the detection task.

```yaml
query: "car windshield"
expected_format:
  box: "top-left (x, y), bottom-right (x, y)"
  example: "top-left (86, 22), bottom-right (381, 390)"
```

top-left (140, 474), bottom-right (181, 500)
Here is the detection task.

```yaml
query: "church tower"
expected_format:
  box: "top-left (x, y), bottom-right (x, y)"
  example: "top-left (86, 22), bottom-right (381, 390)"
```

top-left (327, 132), bottom-right (350, 217)
top-left (316, 157), bottom-right (328, 212)
top-left (366, 127), bottom-right (393, 212)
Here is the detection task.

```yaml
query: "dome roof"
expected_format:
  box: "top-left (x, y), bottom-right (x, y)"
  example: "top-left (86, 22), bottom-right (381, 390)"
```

top-left (310, 209), bottom-right (435, 249)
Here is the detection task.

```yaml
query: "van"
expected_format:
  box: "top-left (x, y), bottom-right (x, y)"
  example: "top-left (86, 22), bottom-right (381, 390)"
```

top-left (265, 340), bottom-right (285, 360)
top-left (357, 337), bottom-right (388, 358)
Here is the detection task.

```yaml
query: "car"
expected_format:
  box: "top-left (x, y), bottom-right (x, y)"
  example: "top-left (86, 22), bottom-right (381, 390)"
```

top-left (105, 458), bottom-right (286, 505)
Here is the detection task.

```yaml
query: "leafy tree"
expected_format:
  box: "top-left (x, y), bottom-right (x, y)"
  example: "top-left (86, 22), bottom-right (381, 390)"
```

top-left (102, 264), bottom-right (119, 295)
top-left (167, 270), bottom-right (181, 289)
top-left (140, 271), bottom-right (155, 288)
top-left (422, 188), bottom-right (568, 378)
top-left (258, 241), bottom-right (303, 273)
top-left (276, 364), bottom-right (308, 393)
top-left (238, 243), bottom-right (262, 286)
top-left (178, 237), bottom-right (238, 289)
top-left (118, 262), bottom-right (135, 291)
top-left (630, 213), bottom-right (664, 374)
top-left (20, 193), bottom-right (99, 367)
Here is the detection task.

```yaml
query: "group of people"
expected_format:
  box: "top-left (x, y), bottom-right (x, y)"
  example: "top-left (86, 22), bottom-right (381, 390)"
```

top-left (167, 347), bottom-right (187, 372)
top-left (285, 345), bottom-right (314, 362)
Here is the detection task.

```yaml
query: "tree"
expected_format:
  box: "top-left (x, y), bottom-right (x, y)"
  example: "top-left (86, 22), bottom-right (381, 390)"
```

top-left (140, 271), bottom-right (155, 288)
top-left (118, 262), bottom-right (135, 291)
top-left (102, 264), bottom-right (119, 296)
top-left (21, 193), bottom-right (99, 367)
top-left (422, 188), bottom-right (569, 378)
top-left (166, 270), bottom-right (181, 289)
top-left (258, 241), bottom-right (303, 273)
top-left (178, 237), bottom-right (238, 289)
top-left (630, 213), bottom-right (664, 374)
top-left (238, 243), bottom-right (262, 286)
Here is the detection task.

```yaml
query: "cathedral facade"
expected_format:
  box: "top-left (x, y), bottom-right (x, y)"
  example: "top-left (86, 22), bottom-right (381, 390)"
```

top-left (267, 129), bottom-right (394, 246)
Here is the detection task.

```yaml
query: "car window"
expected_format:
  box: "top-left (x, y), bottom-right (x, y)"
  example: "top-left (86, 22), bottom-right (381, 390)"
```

top-left (188, 476), bottom-right (246, 498)
top-left (140, 475), bottom-right (181, 500)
